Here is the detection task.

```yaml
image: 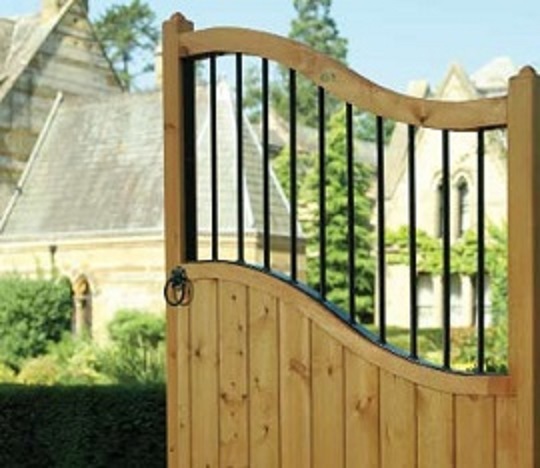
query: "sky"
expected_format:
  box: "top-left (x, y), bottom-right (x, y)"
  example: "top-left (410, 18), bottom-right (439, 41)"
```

top-left (3, 0), bottom-right (539, 92)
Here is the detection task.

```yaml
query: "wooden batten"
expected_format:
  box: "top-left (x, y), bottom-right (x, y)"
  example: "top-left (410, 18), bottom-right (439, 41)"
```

top-left (162, 13), bottom-right (194, 468)
top-left (507, 66), bottom-right (540, 468)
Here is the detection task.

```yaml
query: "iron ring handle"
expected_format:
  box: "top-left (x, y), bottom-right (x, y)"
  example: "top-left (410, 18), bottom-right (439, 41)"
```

top-left (163, 266), bottom-right (191, 307)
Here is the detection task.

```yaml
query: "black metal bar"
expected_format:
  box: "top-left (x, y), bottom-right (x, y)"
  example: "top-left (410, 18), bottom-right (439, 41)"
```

top-left (183, 57), bottom-right (197, 261)
top-left (377, 116), bottom-right (386, 343)
top-left (236, 53), bottom-right (244, 263)
top-left (262, 58), bottom-right (270, 269)
top-left (477, 129), bottom-right (485, 373)
top-left (318, 86), bottom-right (326, 299)
top-left (442, 130), bottom-right (452, 368)
top-left (408, 125), bottom-right (418, 358)
top-left (346, 104), bottom-right (355, 324)
top-left (289, 69), bottom-right (298, 281)
top-left (210, 55), bottom-right (218, 261)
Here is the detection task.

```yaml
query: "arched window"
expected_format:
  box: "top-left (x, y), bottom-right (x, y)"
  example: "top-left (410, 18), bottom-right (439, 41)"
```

top-left (436, 181), bottom-right (444, 238)
top-left (457, 178), bottom-right (470, 237)
top-left (72, 274), bottom-right (92, 336)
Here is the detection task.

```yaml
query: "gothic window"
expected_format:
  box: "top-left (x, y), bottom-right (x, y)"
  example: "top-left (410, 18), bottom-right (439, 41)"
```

top-left (436, 182), bottom-right (444, 238)
top-left (457, 178), bottom-right (470, 237)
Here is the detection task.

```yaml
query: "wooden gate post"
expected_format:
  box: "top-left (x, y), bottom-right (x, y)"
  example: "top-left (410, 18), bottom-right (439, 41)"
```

top-left (508, 66), bottom-right (540, 468)
top-left (163, 13), bottom-right (194, 468)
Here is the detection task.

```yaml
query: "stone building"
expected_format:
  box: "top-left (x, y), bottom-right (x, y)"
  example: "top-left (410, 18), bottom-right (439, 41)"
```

top-left (0, 0), bottom-right (121, 213)
top-left (382, 58), bottom-right (515, 328)
top-left (0, 1), bottom-right (297, 340)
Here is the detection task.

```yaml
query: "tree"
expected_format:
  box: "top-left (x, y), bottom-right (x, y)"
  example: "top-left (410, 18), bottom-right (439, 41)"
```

top-left (290, 0), bottom-right (348, 61)
top-left (301, 108), bottom-right (375, 319)
top-left (270, 0), bottom-right (348, 127)
top-left (94, 0), bottom-right (159, 91)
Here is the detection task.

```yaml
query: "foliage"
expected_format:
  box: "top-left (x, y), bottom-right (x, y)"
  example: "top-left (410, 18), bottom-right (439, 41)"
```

top-left (290, 0), bottom-right (348, 61)
top-left (302, 108), bottom-right (375, 319)
top-left (94, 0), bottom-right (159, 90)
top-left (385, 224), bottom-right (507, 277)
top-left (15, 334), bottom-right (109, 386)
top-left (0, 275), bottom-right (73, 371)
top-left (0, 363), bottom-right (16, 383)
top-left (385, 224), bottom-right (509, 371)
top-left (98, 309), bottom-right (166, 384)
top-left (354, 111), bottom-right (395, 143)
top-left (269, 0), bottom-right (348, 128)
top-left (17, 355), bottom-right (62, 386)
top-left (0, 384), bottom-right (166, 468)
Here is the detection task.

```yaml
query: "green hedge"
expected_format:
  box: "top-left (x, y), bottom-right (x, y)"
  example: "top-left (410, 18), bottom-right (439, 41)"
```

top-left (0, 384), bottom-right (166, 468)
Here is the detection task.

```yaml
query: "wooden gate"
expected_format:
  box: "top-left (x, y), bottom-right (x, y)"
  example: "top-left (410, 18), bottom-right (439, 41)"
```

top-left (162, 13), bottom-right (540, 468)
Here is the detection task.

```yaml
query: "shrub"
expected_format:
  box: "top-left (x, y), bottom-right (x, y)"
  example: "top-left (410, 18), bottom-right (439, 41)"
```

top-left (97, 309), bottom-right (166, 384)
top-left (17, 355), bottom-right (62, 385)
top-left (0, 275), bottom-right (73, 370)
top-left (0, 363), bottom-right (16, 383)
top-left (17, 334), bottom-right (111, 386)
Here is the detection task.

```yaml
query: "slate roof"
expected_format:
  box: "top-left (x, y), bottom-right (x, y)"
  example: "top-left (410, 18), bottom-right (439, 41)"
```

top-left (0, 82), bottom-right (291, 240)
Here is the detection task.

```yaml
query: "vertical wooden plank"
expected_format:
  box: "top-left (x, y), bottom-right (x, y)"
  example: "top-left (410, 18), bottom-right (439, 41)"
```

top-left (249, 288), bottom-right (279, 468)
top-left (219, 280), bottom-right (249, 467)
top-left (496, 397), bottom-right (518, 468)
top-left (176, 296), bottom-right (191, 468)
top-left (191, 279), bottom-right (219, 467)
top-left (162, 13), bottom-right (194, 468)
top-left (508, 66), bottom-right (540, 468)
top-left (312, 324), bottom-right (344, 468)
top-left (417, 386), bottom-right (453, 468)
top-left (280, 301), bottom-right (311, 468)
top-left (344, 351), bottom-right (379, 468)
top-left (455, 395), bottom-right (494, 468)
top-left (380, 371), bottom-right (416, 468)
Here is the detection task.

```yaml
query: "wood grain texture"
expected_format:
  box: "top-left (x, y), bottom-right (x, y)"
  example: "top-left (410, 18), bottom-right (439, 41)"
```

top-left (312, 323), bottom-right (344, 468)
top-left (279, 301), bottom-right (311, 468)
top-left (179, 27), bottom-right (506, 131)
top-left (184, 262), bottom-right (514, 397)
top-left (455, 395), bottom-right (495, 468)
top-left (496, 397), bottom-right (518, 468)
top-left (249, 288), bottom-right (279, 468)
top-left (507, 67), bottom-right (540, 468)
top-left (163, 14), bottom-right (194, 467)
top-left (219, 280), bottom-right (249, 467)
top-left (344, 351), bottom-right (379, 468)
top-left (191, 279), bottom-right (219, 467)
top-left (176, 304), bottom-right (191, 468)
top-left (380, 371), bottom-right (416, 468)
top-left (417, 386), bottom-right (453, 468)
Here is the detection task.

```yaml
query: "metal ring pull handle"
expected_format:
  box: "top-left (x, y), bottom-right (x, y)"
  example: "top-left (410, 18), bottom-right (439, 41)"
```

top-left (164, 266), bottom-right (192, 307)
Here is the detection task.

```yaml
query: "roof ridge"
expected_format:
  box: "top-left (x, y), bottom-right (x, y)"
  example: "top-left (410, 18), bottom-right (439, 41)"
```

top-left (0, 92), bottom-right (64, 233)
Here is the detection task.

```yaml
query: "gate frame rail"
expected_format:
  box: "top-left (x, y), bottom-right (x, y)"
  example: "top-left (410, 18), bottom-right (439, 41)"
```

top-left (163, 12), bottom-right (540, 467)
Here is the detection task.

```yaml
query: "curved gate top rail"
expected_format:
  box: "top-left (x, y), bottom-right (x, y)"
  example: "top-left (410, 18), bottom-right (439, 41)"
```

top-left (174, 24), bottom-right (507, 131)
